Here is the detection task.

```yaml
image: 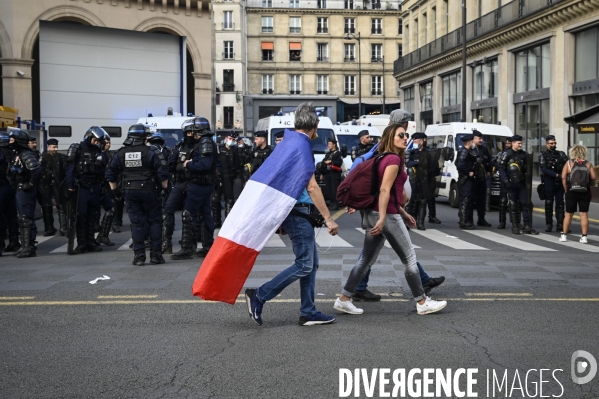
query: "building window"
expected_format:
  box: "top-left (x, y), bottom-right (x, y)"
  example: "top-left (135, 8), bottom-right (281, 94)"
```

top-left (398, 19), bottom-right (402, 35)
top-left (372, 0), bottom-right (381, 9)
top-left (423, 13), bottom-right (427, 44)
top-left (290, 75), bottom-right (302, 94)
top-left (371, 76), bottom-right (382, 95)
top-left (405, 25), bottom-right (409, 53)
top-left (262, 42), bottom-right (274, 61)
top-left (420, 81), bottom-right (432, 111)
top-left (575, 26), bottom-right (599, 82)
top-left (414, 19), bottom-right (418, 48)
top-left (404, 86), bottom-right (415, 115)
top-left (444, 0), bottom-right (449, 34)
top-left (223, 107), bottom-right (234, 129)
top-left (344, 76), bottom-right (356, 95)
top-left (317, 0), bottom-right (326, 8)
top-left (317, 75), bottom-right (329, 94)
top-left (398, 44), bottom-right (403, 58)
top-left (262, 0), bottom-right (272, 6)
top-left (223, 11), bottom-right (234, 30)
top-left (344, 0), bottom-right (353, 9)
top-left (262, 74), bottom-right (274, 94)
top-left (223, 41), bottom-right (234, 59)
top-left (442, 71), bottom-right (461, 107)
top-left (472, 58), bottom-right (498, 101)
top-left (262, 16), bottom-right (273, 33)
top-left (515, 42), bottom-right (550, 93)
top-left (432, 7), bottom-right (437, 40)
top-left (289, 42), bottom-right (302, 61)
top-left (317, 18), bottom-right (329, 34)
top-left (371, 44), bottom-right (382, 62)
top-left (317, 43), bottom-right (329, 62)
top-left (371, 19), bottom-right (382, 34)
top-left (290, 0), bottom-right (299, 8)
top-left (344, 44), bottom-right (355, 62)
top-left (222, 70), bottom-right (235, 92)
top-left (344, 18), bottom-right (355, 34)
top-left (290, 17), bottom-right (301, 33)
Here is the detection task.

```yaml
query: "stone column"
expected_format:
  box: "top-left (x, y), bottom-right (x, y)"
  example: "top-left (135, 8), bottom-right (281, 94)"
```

top-left (0, 58), bottom-right (35, 120)
top-left (193, 71), bottom-right (212, 120)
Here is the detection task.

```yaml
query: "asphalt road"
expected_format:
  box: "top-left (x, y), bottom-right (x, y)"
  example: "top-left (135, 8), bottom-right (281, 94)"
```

top-left (1, 200), bottom-right (599, 399)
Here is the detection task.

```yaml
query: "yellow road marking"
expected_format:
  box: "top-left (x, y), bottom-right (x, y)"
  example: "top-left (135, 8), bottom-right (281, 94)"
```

top-left (332, 209), bottom-right (346, 220)
top-left (466, 293), bottom-right (533, 297)
top-left (0, 296), bottom-right (35, 300)
top-left (533, 207), bottom-right (599, 224)
top-left (1, 297), bottom-right (599, 306)
top-left (97, 295), bottom-right (158, 299)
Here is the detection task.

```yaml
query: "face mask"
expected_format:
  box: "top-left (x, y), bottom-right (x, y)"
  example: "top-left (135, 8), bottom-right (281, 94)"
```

top-left (226, 140), bottom-right (236, 147)
top-left (185, 135), bottom-right (196, 146)
top-left (413, 143), bottom-right (419, 149)
top-left (549, 145), bottom-right (556, 151)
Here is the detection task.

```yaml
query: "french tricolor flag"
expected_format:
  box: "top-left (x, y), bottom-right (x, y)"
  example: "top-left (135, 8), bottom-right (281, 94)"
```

top-left (192, 130), bottom-right (315, 304)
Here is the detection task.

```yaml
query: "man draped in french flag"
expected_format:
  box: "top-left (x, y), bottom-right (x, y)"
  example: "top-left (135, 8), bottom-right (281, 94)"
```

top-left (193, 103), bottom-right (340, 326)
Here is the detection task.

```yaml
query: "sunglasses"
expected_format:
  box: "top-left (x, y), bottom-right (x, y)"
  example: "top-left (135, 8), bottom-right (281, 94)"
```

top-left (398, 133), bottom-right (409, 139)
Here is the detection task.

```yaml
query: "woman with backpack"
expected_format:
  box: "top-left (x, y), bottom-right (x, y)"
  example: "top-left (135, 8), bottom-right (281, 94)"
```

top-left (560, 145), bottom-right (597, 243)
top-left (333, 123), bottom-right (448, 316)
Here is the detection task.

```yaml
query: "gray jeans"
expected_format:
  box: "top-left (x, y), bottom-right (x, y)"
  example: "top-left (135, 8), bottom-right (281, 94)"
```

top-left (342, 209), bottom-right (425, 301)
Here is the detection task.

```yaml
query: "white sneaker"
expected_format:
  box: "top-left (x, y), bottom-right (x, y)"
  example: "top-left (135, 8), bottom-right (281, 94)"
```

top-left (580, 236), bottom-right (588, 244)
top-left (417, 296), bottom-right (447, 315)
top-left (334, 297), bottom-right (364, 315)
top-left (559, 234), bottom-right (567, 242)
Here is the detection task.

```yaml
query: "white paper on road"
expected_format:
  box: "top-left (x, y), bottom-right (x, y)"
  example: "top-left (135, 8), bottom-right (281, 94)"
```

top-left (354, 228), bottom-right (421, 249)
top-left (461, 230), bottom-right (557, 252)
top-left (410, 229), bottom-right (489, 250)
top-left (89, 275), bottom-right (110, 284)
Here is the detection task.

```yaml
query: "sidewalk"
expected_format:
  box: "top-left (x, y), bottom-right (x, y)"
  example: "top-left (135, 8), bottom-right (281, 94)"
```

top-left (531, 180), bottom-right (599, 224)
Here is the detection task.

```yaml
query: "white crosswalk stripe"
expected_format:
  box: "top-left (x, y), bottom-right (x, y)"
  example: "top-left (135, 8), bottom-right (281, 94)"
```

top-left (265, 234), bottom-right (286, 247)
top-left (118, 238), bottom-right (132, 251)
top-left (410, 229), bottom-right (489, 250)
top-left (314, 228), bottom-right (353, 247)
top-left (355, 228), bottom-right (421, 249)
top-left (529, 232), bottom-right (599, 252)
top-left (461, 230), bottom-right (556, 251)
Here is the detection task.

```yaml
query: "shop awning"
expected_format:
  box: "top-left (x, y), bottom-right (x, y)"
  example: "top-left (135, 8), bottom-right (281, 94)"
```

top-left (564, 103), bottom-right (599, 133)
top-left (261, 42), bottom-right (274, 50)
top-left (338, 97), bottom-right (401, 105)
top-left (289, 42), bottom-right (302, 50)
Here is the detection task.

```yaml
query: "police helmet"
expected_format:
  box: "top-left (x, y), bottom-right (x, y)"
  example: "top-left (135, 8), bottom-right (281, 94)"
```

top-left (8, 129), bottom-right (31, 149)
top-left (181, 117), bottom-right (211, 134)
top-left (84, 126), bottom-right (108, 145)
top-left (127, 124), bottom-right (152, 139)
top-left (0, 132), bottom-right (9, 147)
top-left (148, 132), bottom-right (165, 146)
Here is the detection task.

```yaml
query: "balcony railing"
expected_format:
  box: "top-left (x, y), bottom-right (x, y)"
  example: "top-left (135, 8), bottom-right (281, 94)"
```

top-left (317, 56), bottom-right (329, 62)
top-left (394, 0), bottom-right (565, 75)
top-left (317, 27), bottom-right (329, 33)
top-left (371, 90), bottom-right (382, 95)
top-left (344, 90), bottom-right (355, 95)
top-left (262, 26), bottom-right (273, 33)
top-left (290, 90), bottom-right (301, 94)
top-left (222, 83), bottom-right (235, 92)
top-left (290, 27), bottom-right (301, 33)
top-left (371, 28), bottom-right (382, 34)
top-left (317, 90), bottom-right (329, 94)
top-left (371, 56), bottom-right (382, 62)
top-left (262, 54), bottom-right (274, 61)
top-left (262, 89), bottom-right (274, 94)
top-left (223, 122), bottom-right (234, 129)
top-left (344, 56), bottom-right (356, 62)
top-left (222, 52), bottom-right (235, 59)
top-left (222, 23), bottom-right (235, 30)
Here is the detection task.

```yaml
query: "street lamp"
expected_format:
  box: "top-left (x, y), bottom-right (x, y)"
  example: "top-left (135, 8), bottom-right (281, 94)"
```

top-left (344, 32), bottom-right (361, 119)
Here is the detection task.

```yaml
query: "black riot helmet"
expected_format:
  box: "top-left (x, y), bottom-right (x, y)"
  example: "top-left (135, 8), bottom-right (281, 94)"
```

top-left (124, 124), bottom-right (152, 146)
top-left (84, 126), bottom-right (108, 147)
top-left (8, 129), bottom-right (31, 150)
top-left (182, 117), bottom-right (211, 136)
top-left (0, 132), bottom-right (9, 147)
top-left (148, 132), bottom-right (165, 146)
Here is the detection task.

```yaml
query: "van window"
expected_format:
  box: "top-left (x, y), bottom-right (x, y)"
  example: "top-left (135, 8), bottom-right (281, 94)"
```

top-left (455, 134), bottom-right (507, 157)
top-left (101, 126), bottom-right (122, 138)
top-left (429, 135), bottom-right (445, 149)
top-left (156, 128), bottom-right (183, 149)
top-left (447, 135), bottom-right (454, 149)
top-left (49, 126), bottom-right (72, 137)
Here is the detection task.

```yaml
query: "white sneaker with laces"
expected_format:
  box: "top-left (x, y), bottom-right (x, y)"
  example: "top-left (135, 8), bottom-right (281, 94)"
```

top-left (417, 296), bottom-right (447, 315)
top-left (559, 234), bottom-right (567, 242)
top-left (334, 298), bottom-right (364, 315)
top-left (580, 236), bottom-right (588, 244)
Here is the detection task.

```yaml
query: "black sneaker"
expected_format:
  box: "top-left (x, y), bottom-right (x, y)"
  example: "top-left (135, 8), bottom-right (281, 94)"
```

top-left (352, 289), bottom-right (381, 302)
top-left (244, 288), bottom-right (263, 326)
top-left (422, 276), bottom-right (446, 295)
top-left (298, 312), bottom-right (335, 326)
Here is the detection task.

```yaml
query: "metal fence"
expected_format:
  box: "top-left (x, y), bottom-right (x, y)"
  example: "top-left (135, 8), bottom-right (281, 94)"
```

top-left (394, 0), bottom-right (564, 75)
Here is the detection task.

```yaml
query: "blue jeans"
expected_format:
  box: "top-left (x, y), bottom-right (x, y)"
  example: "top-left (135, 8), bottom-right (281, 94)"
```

top-left (257, 207), bottom-right (318, 317)
top-left (355, 251), bottom-right (429, 291)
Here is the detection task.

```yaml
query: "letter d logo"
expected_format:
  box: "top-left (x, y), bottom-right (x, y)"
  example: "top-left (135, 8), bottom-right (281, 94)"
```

top-left (571, 350), bottom-right (597, 385)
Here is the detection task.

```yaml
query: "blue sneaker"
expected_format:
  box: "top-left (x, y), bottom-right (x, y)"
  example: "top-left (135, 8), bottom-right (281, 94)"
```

top-left (244, 288), bottom-right (263, 326)
top-left (298, 311), bottom-right (336, 326)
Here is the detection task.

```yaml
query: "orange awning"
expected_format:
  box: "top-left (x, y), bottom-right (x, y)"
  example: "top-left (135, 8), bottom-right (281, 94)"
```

top-left (262, 42), bottom-right (274, 50)
top-left (289, 42), bottom-right (302, 50)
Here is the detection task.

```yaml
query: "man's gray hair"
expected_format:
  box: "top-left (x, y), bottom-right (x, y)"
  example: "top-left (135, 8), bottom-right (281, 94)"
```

top-left (389, 109), bottom-right (412, 124)
top-left (294, 102), bottom-right (319, 131)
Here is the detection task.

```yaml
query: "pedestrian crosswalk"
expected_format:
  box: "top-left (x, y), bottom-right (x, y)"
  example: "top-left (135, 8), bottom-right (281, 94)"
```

top-left (411, 229), bottom-right (489, 250)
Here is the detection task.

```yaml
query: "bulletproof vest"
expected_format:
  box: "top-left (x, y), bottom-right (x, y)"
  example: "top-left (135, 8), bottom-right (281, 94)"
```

top-left (353, 143), bottom-right (374, 160)
top-left (457, 147), bottom-right (476, 177)
top-left (541, 150), bottom-right (566, 175)
top-left (472, 147), bottom-right (487, 180)
top-left (187, 140), bottom-right (217, 185)
top-left (175, 143), bottom-right (194, 182)
top-left (75, 143), bottom-right (104, 185)
top-left (13, 149), bottom-right (39, 184)
top-left (119, 144), bottom-right (155, 189)
top-left (219, 146), bottom-right (237, 177)
top-left (41, 152), bottom-right (65, 187)
top-left (506, 150), bottom-right (526, 183)
top-left (253, 145), bottom-right (272, 169)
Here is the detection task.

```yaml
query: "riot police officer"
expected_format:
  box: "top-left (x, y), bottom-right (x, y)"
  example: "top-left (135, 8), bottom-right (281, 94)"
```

top-left (237, 136), bottom-right (253, 185)
top-left (39, 138), bottom-right (67, 237)
top-left (350, 130), bottom-right (374, 162)
top-left (95, 135), bottom-right (115, 246)
top-left (422, 135), bottom-right (442, 225)
top-left (250, 130), bottom-right (273, 175)
top-left (539, 135), bottom-right (568, 232)
top-left (472, 130), bottom-right (492, 227)
top-left (148, 132), bottom-right (173, 209)
top-left (0, 133), bottom-right (20, 253)
top-left (456, 134), bottom-right (477, 230)
top-left (8, 129), bottom-right (41, 258)
top-left (319, 138), bottom-right (343, 211)
top-left (274, 130), bottom-right (284, 146)
top-left (494, 137), bottom-right (512, 229)
top-left (171, 117), bottom-right (217, 260)
top-left (498, 135), bottom-right (539, 235)
top-left (212, 132), bottom-right (239, 228)
top-left (65, 126), bottom-right (107, 254)
top-left (106, 124), bottom-right (169, 265)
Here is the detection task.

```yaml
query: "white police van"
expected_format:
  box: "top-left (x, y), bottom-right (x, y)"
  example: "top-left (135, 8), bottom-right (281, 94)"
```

top-left (255, 115), bottom-right (337, 166)
top-left (423, 122), bottom-right (513, 208)
top-left (137, 112), bottom-right (196, 149)
top-left (358, 114), bottom-right (417, 136)
top-left (333, 124), bottom-right (381, 172)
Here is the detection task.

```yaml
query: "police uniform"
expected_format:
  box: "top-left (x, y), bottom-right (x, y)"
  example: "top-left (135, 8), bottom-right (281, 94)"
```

top-left (492, 138), bottom-right (512, 229)
top-left (319, 138), bottom-right (344, 211)
top-left (498, 135), bottom-right (538, 235)
top-left (456, 134), bottom-right (477, 230)
top-left (8, 130), bottom-right (42, 258)
top-left (212, 137), bottom-right (239, 228)
top-left (539, 135), bottom-right (568, 232)
top-left (95, 135), bottom-right (116, 246)
top-left (351, 130), bottom-right (375, 162)
top-left (0, 133), bottom-right (20, 253)
top-left (65, 126), bottom-right (108, 254)
top-left (406, 133), bottom-right (434, 230)
top-left (39, 138), bottom-right (68, 237)
top-left (471, 130), bottom-right (492, 227)
top-left (250, 131), bottom-right (273, 175)
top-left (171, 117), bottom-right (218, 260)
top-left (106, 124), bottom-right (169, 265)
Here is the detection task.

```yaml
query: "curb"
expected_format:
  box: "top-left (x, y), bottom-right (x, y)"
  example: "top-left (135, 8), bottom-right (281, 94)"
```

top-left (532, 207), bottom-right (599, 225)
